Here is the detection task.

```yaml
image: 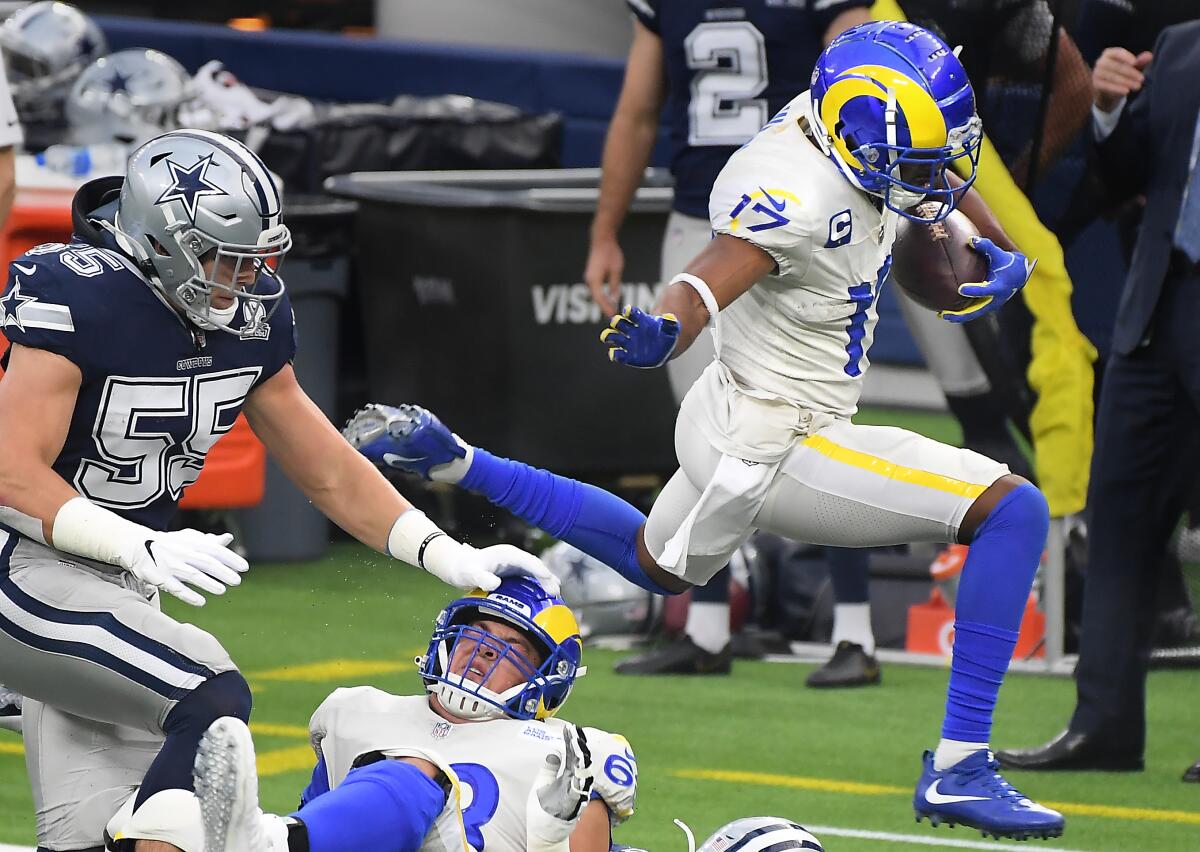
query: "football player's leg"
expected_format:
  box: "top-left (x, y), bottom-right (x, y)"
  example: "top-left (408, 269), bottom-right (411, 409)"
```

top-left (22, 699), bottom-right (161, 851)
top-left (751, 423), bottom-right (1061, 837)
top-left (344, 403), bottom-right (685, 595)
top-left (0, 536), bottom-right (251, 822)
top-left (196, 717), bottom-right (444, 852)
top-left (806, 547), bottom-right (881, 688)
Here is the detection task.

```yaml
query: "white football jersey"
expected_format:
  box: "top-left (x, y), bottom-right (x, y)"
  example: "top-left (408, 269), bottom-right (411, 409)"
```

top-left (708, 91), bottom-right (899, 418)
top-left (309, 687), bottom-right (634, 852)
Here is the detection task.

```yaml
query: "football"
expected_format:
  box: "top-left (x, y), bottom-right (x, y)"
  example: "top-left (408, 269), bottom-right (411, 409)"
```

top-left (890, 203), bottom-right (988, 313)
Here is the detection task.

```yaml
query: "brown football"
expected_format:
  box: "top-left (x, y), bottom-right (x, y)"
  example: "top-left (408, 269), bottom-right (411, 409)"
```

top-left (890, 203), bottom-right (988, 313)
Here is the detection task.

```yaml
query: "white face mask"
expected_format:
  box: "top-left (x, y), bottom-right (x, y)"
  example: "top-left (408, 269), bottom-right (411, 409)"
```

top-left (886, 184), bottom-right (928, 213)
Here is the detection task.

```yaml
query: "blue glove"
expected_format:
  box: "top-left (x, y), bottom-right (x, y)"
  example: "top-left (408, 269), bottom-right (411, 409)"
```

top-left (939, 237), bottom-right (1036, 324)
top-left (600, 305), bottom-right (680, 368)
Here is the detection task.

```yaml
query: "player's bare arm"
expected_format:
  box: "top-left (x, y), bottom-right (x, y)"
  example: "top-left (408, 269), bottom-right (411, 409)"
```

top-left (0, 343), bottom-right (83, 538)
top-left (585, 18), bottom-right (666, 315)
top-left (243, 362), bottom-right (413, 552)
top-left (660, 233), bottom-right (777, 352)
top-left (245, 364), bottom-right (557, 592)
top-left (569, 799), bottom-right (614, 852)
top-left (601, 232), bottom-right (775, 369)
top-left (947, 171), bottom-right (1018, 253)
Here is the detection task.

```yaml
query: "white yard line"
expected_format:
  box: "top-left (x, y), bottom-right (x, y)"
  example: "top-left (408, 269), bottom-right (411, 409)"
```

top-left (808, 824), bottom-right (1089, 851)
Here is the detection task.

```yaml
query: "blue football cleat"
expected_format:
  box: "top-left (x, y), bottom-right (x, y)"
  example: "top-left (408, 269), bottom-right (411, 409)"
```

top-left (914, 749), bottom-right (1064, 841)
top-left (342, 403), bottom-right (466, 480)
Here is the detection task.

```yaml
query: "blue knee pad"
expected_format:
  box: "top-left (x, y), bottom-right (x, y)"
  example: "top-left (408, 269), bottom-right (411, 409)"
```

top-left (165, 670), bottom-right (253, 736)
top-left (135, 671), bottom-right (252, 810)
top-left (295, 759), bottom-right (446, 852)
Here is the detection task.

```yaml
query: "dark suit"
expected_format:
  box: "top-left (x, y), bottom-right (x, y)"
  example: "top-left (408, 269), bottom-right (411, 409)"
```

top-left (1070, 20), bottom-right (1200, 752)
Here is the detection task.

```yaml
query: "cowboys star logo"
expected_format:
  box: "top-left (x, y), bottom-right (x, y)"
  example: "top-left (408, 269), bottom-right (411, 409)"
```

top-left (155, 154), bottom-right (228, 223)
top-left (0, 280), bottom-right (36, 332)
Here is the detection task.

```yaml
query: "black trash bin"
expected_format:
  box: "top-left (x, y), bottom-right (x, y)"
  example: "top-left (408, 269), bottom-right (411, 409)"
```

top-left (238, 194), bottom-right (356, 562)
top-left (324, 169), bottom-right (678, 475)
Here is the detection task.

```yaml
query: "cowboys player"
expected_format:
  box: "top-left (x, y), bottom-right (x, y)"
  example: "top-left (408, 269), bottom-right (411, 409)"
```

top-left (347, 22), bottom-right (1063, 841)
top-left (109, 577), bottom-right (635, 851)
top-left (0, 129), bottom-right (553, 852)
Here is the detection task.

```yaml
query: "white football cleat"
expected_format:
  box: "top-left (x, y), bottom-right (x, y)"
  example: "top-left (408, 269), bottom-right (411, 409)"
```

top-left (194, 716), bottom-right (289, 852)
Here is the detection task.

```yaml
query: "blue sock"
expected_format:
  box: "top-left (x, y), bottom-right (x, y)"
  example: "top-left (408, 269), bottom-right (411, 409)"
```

top-left (942, 483), bottom-right (1048, 743)
top-left (461, 448), bottom-right (674, 594)
top-left (293, 760), bottom-right (444, 852)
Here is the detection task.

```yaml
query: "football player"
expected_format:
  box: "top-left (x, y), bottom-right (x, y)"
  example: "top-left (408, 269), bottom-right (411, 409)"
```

top-left (347, 22), bottom-right (1063, 842)
top-left (586, 0), bottom-right (1030, 682)
top-left (0, 129), bottom-right (554, 852)
top-left (109, 577), bottom-right (635, 852)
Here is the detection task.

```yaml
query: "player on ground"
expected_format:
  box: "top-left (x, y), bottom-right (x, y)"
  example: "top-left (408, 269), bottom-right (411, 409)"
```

top-left (0, 129), bottom-right (553, 852)
top-left (346, 21), bottom-right (1062, 841)
top-left (107, 577), bottom-right (635, 851)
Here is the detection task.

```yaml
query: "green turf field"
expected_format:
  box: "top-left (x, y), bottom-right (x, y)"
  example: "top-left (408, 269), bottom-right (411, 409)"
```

top-left (1, 544), bottom-right (1196, 851)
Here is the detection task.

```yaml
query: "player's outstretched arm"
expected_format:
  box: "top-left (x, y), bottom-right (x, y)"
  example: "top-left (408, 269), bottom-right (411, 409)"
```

top-left (244, 365), bottom-right (558, 592)
top-left (602, 233), bottom-right (776, 368)
top-left (0, 344), bottom-right (247, 607)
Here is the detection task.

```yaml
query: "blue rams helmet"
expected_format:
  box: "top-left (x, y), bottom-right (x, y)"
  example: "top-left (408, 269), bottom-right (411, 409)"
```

top-left (419, 576), bottom-right (585, 722)
top-left (806, 20), bottom-right (982, 222)
top-left (697, 817), bottom-right (824, 852)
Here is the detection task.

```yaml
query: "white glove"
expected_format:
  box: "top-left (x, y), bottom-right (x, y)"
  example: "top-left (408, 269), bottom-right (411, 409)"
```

top-left (388, 511), bottom-right (560, 595)
top-left (125, 530), bottom-right (249, 608)
top-left (51, 497), bottom-right (249, 608)
top-left (526, 725), bottom-right (594, 852)
top-left (583, 728), bottom-right (638, 825)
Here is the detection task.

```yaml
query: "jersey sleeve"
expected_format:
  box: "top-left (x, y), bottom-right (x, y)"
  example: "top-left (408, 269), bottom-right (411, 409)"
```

top-left (708, 148), bottom-right (815, 280)
top-left (1, 259), bottom-right (82, 369)
top-left (582, 727), bottom-right (638, 826)
top-left (625, 0), bottom-right (659, 34)
top-left (810, 0), bottom-right (872, 36)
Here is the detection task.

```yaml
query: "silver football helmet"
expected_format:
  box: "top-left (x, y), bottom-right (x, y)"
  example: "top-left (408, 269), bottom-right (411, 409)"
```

top-left (0, 1), bottom-right (107, 122)
top-left (106, 129), bottom-right (291, 338)
top-left (542, 541), bottom-right (656, 639)
top-left (66, 48), bottom-right (192, 146)
top-left (692, 817), bottom-right (824, 852)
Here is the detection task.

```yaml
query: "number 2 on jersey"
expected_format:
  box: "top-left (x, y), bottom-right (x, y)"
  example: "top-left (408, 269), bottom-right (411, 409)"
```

top-left (452, 762), bottom-right (500, 851)
top-left (685, 21), bottom-right (769, 146)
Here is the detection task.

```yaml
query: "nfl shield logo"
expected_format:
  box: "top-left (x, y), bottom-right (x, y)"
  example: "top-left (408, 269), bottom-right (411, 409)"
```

top-left (431, 721), bottom-right (452, 740)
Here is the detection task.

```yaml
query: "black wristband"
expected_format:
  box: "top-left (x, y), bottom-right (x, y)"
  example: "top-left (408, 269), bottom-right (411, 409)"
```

top-left (286, 818), bottom-right (310, 852)
top-left (417, 531), bottom-right (448, 569)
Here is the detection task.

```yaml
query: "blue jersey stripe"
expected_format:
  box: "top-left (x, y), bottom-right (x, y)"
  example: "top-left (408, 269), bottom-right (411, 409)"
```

top-left (0, 534), bottom-right (218, 689)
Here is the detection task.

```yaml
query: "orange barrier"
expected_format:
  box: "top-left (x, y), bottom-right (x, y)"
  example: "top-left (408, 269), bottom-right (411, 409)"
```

top-left (906, 588), bottom-right (1046, 660)
top-left (0, 187), bottom-right (266, 511)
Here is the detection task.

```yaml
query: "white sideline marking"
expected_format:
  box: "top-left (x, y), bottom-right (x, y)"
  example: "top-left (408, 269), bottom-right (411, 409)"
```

top-left (807, 825), bottom-right (1089, 851)
top-left (0, 845), bottom-right (33, 852)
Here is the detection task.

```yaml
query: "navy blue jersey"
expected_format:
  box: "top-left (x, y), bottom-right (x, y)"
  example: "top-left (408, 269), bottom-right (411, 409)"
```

top-left (0, 241), bottom-right (295, 532)
top-left (628, 0), bottom-right (871, 218)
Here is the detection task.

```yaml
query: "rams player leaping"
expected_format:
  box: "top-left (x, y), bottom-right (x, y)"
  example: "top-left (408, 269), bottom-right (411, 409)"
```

top-left (347, 21), bottom-right (1062, 841)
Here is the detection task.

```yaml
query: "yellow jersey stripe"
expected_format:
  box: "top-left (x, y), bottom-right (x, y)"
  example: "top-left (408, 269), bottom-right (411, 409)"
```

top-left (802, 434), bottom-right (988, 499)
